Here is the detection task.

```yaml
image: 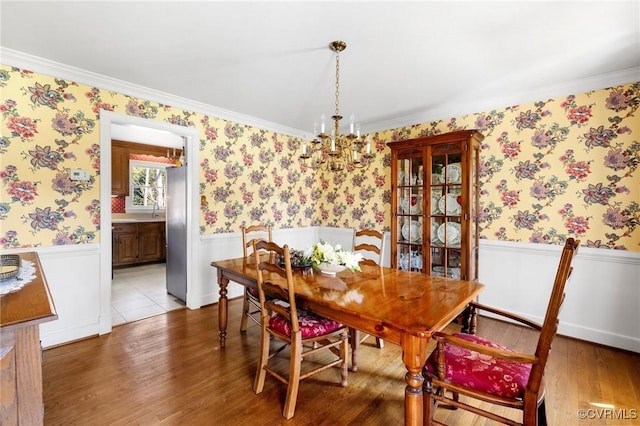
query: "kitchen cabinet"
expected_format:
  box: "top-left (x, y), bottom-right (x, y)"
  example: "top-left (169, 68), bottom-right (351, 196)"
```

top-left (138, 222), bottom-right (166, 262)
top-left (387, 130), bottom-right (484, 281)
top-left (112, 223), bottom-right (137, 266)
top-left (111, 144), bottom-right (129, 196)
top-left (112, 222), bottom-right (165, 266)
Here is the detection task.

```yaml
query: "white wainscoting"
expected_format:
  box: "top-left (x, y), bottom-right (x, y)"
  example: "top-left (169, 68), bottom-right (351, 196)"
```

top-left (6, 231), bottom-right (636, 352)
top-left (3, 245), bottom-right (103, 348)
top-left (478, 240), bottom-right (640, 353)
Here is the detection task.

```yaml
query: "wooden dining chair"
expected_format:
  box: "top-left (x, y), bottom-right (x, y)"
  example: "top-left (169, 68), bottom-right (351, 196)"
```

top-left (252, 240), bottom-right (349, 420)
top-left (353, 228), bottom-right (385, 266)
top-left (422, 238), bottom-right (580, 426)
top-left (239, 224), bottom-right (272, 332)
top-left (350, 229), bottom-right (385, 362)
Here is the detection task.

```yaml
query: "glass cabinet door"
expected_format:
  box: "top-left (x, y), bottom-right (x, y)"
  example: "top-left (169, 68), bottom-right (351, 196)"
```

top-left (395, 155), bottom-right (424, 271)
top-left (428, 148), bottom-right (463, 279)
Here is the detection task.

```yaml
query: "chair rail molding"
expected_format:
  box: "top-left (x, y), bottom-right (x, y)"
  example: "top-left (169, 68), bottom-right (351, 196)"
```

top-left (4, 231), bottom-right (637, 352)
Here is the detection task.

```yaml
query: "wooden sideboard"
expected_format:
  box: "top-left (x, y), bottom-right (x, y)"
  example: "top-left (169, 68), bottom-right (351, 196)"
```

top-left (0, 252), bottom-right (57, 425)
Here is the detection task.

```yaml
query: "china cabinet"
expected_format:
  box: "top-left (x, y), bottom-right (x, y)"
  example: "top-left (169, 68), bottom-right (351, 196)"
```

top-left (388, 130), bottom-right (483, 281)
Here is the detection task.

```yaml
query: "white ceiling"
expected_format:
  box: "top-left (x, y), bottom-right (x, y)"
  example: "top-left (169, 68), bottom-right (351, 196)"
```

top-left (1, 1), bottom-right (639, 137)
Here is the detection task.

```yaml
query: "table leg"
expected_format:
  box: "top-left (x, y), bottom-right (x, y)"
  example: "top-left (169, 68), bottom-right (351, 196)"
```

top-left (350, 328), bottom-right (359, 372)
top-left (217, 269), bottom-right (229, 347)
top-left (401, 334), bottom-right (428, 426)
top-left (461, 304), bottom-right (478, 335)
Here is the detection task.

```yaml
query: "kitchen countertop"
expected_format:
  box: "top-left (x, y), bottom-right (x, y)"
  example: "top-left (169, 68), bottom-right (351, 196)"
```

top-left (112, 218), bottom-right (166, 223)
top-left (112, 214), bottom-right (165, 223)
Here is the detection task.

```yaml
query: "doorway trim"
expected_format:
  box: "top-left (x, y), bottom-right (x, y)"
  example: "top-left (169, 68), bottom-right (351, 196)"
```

top-left (99, 110), bottom-right (200, 335)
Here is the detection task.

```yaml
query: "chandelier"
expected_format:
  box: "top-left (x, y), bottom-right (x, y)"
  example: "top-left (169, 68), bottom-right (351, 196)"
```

top-left (299, 40), bottom-right (373, 172)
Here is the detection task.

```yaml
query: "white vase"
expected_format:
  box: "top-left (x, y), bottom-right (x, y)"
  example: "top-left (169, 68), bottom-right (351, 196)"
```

top-left (317, 263), bottom-right (346, 275)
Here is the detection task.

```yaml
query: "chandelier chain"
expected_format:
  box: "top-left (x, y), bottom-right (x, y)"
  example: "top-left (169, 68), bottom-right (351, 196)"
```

top-left (335, 49), bottom-right (340, 118)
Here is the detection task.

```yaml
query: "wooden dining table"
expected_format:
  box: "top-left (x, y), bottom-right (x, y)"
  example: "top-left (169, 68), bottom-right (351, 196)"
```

top-left (210, 257), bottom-right (484, 426)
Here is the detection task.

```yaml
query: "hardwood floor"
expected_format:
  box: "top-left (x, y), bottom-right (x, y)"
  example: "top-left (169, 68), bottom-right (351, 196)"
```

top-left (42, 298), bottom-right (640, 425)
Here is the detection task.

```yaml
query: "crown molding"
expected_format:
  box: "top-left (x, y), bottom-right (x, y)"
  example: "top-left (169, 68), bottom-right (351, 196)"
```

top-left (0, 47), bottom-right (309, 139)
top-left (363, 66), bottom-right (640, 134)
top-left (3, 47), bottom-right (637, 139)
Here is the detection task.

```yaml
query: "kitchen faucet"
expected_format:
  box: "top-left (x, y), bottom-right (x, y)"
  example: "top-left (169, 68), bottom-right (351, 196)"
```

top-left (152, 199), bottom-right (159, 218)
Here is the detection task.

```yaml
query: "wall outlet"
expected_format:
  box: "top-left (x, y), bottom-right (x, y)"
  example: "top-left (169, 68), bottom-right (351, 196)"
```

top-left (70, 169), bottom-right (90, 181)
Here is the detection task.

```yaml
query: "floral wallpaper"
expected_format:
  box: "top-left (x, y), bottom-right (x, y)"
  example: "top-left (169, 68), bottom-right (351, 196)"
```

top-left (367, 84), bottom-right (640, 250)
top-left (0, 65), bottom-right (316, 248)
top-left (0, 63), bottom-right (638, 251)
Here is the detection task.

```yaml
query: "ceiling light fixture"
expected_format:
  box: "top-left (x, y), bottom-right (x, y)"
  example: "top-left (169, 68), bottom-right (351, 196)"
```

top-left (299, 40), bottom-right (373, 172)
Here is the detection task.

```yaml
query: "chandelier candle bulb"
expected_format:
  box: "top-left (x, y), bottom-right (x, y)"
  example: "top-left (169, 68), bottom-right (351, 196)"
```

top-left (366, 137), bottom-right (371, 154)
top-left (320, 115), bottom-right (326, 134)
top-left (350, 114), bottom-right (355, 134)
top-left (301, 142), bottom-right (307, 155)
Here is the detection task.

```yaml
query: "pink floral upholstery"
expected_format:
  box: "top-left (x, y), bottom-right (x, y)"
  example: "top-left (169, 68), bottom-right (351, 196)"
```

top-left (269, 309), bottom-right (343, 338)
top-left (425, 333), bottom-right (532, 398)
top-left (249, 286), bottom-right (279, 302)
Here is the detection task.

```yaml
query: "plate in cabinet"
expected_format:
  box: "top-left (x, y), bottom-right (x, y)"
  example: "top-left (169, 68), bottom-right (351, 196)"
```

top-left (437, 222), bottom-right (461, 246)
top-left (438, 193), bottom-right (461, 215)
top-left (438, 163), bottom-right (462, 184)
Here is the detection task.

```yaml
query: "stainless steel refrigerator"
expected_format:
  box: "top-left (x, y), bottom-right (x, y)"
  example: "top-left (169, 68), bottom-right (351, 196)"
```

top-left (166, 166), bottom-right (187, 302)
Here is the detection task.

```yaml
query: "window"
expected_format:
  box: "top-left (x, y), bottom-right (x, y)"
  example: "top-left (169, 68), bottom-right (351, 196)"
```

top-left (127, 160), bottom-right (169, 210)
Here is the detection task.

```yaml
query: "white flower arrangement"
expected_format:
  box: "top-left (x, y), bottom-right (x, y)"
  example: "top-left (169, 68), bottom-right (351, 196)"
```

top-left (305, 241), bottom-right (363, 272)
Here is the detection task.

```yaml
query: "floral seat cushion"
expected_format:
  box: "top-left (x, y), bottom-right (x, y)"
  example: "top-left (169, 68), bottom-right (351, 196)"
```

top-left (269, 309), bottom-right (343, 338)
top-left (247, 286), bottom-right (260, 299)
top-left (248, 287), bottom-right (277, 301)
top-left (425, 333), bottom-right (532, 398)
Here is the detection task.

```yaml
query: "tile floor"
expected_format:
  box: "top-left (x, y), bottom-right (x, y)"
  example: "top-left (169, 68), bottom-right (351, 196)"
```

top-left (111, 263), bottom-right (185, 326)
